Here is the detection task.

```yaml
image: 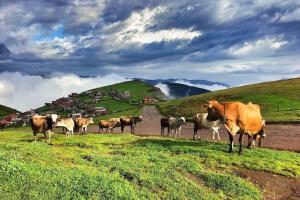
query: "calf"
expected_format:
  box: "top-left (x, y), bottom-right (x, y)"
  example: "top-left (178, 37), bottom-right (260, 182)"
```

top-left (247, 120), bottom-right (266, 148)
top-left (74, 117), bottom-right (94, 134)
top-left (29, 114), bottom-right (59, 142)
top-left (56, 118), bottom-right (75, 138)
top-left (193, 113), bottom-right (221, 140)
top-left (168, 117), bottom-right (187, 137)
top-left (120, 116), bottom-right (143, 134)
top-left (160, 118), bottom-right (170, 136)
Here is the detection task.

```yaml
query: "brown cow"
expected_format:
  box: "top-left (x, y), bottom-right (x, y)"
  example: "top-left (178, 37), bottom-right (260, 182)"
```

top-left (160, 118), bottom-right (169, 136)
top-left (29, 114), bottom-right (59, 142)
top-left (120, 116), bottom-right (143, 134)
top-left (74, 117), bottom-right (94, 134)
top-left (205, 100), bottom-right (264, 154)
top-left (98, 119), bottom-right (118, 134)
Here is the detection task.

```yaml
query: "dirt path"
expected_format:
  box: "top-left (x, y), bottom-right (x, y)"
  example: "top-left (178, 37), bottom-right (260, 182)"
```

top-left (133, 106), bottom-right (300, 152)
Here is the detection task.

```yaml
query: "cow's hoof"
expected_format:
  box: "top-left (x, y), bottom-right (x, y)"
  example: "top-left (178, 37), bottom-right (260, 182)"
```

top-left (238, 151), bottom-right (243, 155)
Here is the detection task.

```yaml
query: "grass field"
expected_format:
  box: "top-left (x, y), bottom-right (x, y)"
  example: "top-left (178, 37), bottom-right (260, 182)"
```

top-left (0, 127), bottom-right (299, 199)
top-left (158, 78), bottom-right (300, 122)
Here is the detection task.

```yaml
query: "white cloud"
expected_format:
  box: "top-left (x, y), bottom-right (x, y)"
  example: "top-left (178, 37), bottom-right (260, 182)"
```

top-left (155, 83), bottom-right (174, 99)
top-left (103, 6), bottom-right (201, 50)
top-left (214, 0), bottom-right (300, 24)
top-left (228, 37), bottom-right (288, 58)
top-left (280, 8), bottom-right (300, 22)
top-left (0, 72), bottom-right (129, 112)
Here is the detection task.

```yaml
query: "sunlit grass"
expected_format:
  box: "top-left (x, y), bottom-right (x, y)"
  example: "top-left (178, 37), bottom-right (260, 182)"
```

top-left (0, 128), bottom-right (299, 199)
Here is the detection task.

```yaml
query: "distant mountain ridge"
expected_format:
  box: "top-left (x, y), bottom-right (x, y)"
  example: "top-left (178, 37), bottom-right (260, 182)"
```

top-left (135, 78), bottom-right (229, 87)
top-left (134, 78), bottom-right (229, 98)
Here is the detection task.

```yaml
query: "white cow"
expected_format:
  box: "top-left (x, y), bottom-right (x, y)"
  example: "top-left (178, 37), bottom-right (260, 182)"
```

top-left (193, 113), bottom-right (222, 140)
top-left (56, 118), bottom-right (75, 138)
top-left (168, 117), bottom-right (187, 137)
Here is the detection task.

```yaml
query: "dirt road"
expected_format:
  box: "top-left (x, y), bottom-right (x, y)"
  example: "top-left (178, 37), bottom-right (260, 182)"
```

top-left (101, 106), bottom-right (300, 152)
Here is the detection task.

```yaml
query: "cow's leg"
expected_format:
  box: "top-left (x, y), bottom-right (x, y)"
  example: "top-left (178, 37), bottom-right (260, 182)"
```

top-left (106, 128), bottom-right (108, 133)
top-left (228, 132), bottom-right (234, 153)
top-left (193, 125), bottom-right (197, 140)
top-left (212, 129), bottom-right (215, 140)
top-left (217, 130), bottom-right (220, 140)
top-left (238, 132), bottom-right (244, 155)
top-left (258, 137), bottom-right (262, 147)
top-left (247, 135), bottom-right (252, 148)
top-left (121, 124), bottom-right (124, 134)
top-left (33, 131), bottom-right (37, 142)
top-left (161, 126), bottom-right (164, 136)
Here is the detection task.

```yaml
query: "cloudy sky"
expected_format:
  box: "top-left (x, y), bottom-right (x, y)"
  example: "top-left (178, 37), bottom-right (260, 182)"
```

top-left (0, 0), bottom-right (300, 110)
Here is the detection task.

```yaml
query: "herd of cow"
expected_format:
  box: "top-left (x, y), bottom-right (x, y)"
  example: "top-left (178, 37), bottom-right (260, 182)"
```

top-left (29, 114), bottom-right (143, 142)
top-left (28, 100), bottom-right (266, 155)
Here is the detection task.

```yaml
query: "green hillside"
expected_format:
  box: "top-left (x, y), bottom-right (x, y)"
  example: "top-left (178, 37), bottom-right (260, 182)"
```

top-left (0, 127), bottom-right (299, 199)
top-left (0, 104), bottom-right (17, 117)
top-left (158, 77), bottom-right (300, 122)
top-left (36, 80), bottom-right (168, 119)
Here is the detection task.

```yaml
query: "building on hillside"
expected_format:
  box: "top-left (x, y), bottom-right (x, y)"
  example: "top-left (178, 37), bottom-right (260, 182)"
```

top-left (94, 107), bottom-right (107, 115)
top-left (143, 96), bottom-right (154, 104)
top-left (120, 91), bottom-right (131, 100)
top-left (94, 95), bottom-right (101, 103)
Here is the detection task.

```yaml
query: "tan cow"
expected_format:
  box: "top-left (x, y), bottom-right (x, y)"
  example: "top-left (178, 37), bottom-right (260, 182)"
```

top-left (74, 117), bottom-right (94, 134)
top-left (205, 100), bottom-right (264, 154)
top-left (120, 116), bottom-right (143, 134)
top-left (98, 119), bottom-right (119, 134)
top-left (29, 114), bottom-right (59, 142)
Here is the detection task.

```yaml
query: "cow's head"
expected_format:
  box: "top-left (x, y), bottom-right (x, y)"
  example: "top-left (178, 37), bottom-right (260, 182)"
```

top-left (50, 114), bottom-right (59, 121)
top-left (260, 120), bottom-right (267, 138)
top-left (205, 101), bottom-right (223, 122)
top-left (89, 117), bottom-right (94, 124)
top-left (137, 115), bottom-right (143, 123)
top-left (180, 117), bottom-right (187, 125)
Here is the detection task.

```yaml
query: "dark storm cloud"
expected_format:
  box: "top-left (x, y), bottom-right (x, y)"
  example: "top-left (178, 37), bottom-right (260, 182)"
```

top-left (0, 0), bottom-right (300, 81)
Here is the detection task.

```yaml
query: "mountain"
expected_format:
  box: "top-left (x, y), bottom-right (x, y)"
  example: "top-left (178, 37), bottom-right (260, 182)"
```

top-left (0, 44), bottom-right (11, 60)
top-left (35, 80), bottom-right (168, 119)
top-left (158, 82), bottom-right (210, 99)
top-left (134, 78), bottom-right (228, 98)
top-left (0, 104), bottom-right (18, 117)
top-left (158, 77), bottom-right (300, 122)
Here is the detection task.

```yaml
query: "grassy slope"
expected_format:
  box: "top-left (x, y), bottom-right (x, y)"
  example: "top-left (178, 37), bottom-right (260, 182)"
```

top-left (36, 80), bottom-right (166, 119)
top-left (91, 80), bottom-right (168, 102)
top-left (0, 128), bottom-right (299, 199)
top-left (0, 104), bottom-right (17, 117)
top-left (158, 78), bottom-right (300, 122)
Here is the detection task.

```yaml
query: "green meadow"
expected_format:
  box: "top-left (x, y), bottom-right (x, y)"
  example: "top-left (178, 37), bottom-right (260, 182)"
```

top-left (158, 78), bottom-right (300, 122)
top-left (0, 127), bottom-right (299, 199)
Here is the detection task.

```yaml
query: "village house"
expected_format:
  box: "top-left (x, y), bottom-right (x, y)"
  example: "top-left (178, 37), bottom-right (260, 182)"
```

top-left (143, 96), bottom-right (154, 104)
top-left (94, 107), bottom-right (107, 115)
